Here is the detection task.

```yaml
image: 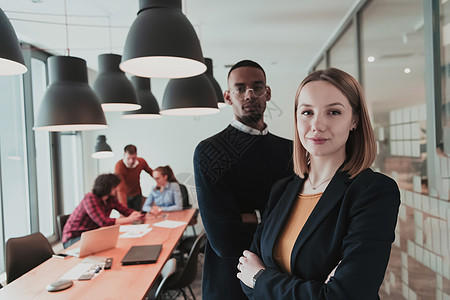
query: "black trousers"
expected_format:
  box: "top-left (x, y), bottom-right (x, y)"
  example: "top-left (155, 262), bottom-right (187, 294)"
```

top-left (127, 194), bottom-right (143, 211)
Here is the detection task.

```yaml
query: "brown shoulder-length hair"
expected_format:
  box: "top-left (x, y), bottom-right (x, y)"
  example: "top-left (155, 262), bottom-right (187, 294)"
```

top-left (293, 68), bottom-right (376, 179)
top-left (154, 165), bottom-right (178, 183)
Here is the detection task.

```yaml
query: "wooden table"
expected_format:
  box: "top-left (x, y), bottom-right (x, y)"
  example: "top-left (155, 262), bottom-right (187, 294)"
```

top-left (0, 209), bottom-right (195, 300)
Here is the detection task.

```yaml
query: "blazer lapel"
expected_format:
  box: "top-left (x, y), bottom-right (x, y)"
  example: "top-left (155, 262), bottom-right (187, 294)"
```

top-left (290, 171), bottom-right (351, 262)
top-left (264, 176), bottom-right (304, 266)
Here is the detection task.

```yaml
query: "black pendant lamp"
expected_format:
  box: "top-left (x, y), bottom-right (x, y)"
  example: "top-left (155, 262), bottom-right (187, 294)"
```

top-left (34, 56), bottom-right (107, 131)
top-left (92, 135), bottom-right (114, 159)
top-left (0, 8), bottom-right (27, 75)
top-left (120, 0), bottom-right (206, 78)
top-left (205, 58), bottom-right (226, 108)
top-left (93, 54), bottom-right (140, 111)
top-left (160, 74), bottom-right (220, 116)
top-left (123, 76), bottom-right (161, 119)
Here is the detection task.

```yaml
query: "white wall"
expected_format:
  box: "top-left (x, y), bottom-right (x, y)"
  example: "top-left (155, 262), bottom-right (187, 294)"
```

top-left (82, 66), bottom-right (306, 209)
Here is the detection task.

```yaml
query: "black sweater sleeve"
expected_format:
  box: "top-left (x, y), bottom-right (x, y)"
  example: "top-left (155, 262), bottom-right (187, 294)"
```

top-left (194, 140), bottom-right (257, 258)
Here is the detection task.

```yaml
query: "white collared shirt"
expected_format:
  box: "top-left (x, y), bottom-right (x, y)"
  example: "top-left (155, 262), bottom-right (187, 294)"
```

top-left (123, 159), bottom-right (139, 169)
top-left (230, 119), bottom-right (269, 136)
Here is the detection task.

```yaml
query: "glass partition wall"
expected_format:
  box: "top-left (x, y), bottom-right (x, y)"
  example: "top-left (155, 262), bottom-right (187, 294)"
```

top-left (0, 46), bottom-right (86, 275)
top-left (310, 0), bottom-right (449, 298)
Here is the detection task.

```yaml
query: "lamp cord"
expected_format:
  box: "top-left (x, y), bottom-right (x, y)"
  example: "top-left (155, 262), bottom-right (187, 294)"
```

top-left (108, 15), bottom-right (113, 53)
top-left (63, 0), bottom-right (70, 56)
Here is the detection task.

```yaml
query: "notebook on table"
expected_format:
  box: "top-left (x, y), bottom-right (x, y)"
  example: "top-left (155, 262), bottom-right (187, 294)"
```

top-left (121, 244), bottom-right (163, 265)
top-left (66, 225), bottom-right (120, 258)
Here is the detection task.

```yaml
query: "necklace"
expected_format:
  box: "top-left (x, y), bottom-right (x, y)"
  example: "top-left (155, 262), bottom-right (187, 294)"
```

top-left (308, 175), bottom-right (333, 190)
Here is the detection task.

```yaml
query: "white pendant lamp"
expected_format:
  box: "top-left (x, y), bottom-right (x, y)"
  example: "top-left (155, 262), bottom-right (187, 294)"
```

top-left (120, 0), bottom-right (206, 78)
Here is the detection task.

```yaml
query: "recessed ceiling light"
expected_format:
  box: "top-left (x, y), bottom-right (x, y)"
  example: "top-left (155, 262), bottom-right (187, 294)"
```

top-left (404, 68), bottom-right (411, 74)
top-left (367, 56), bottom-right (375, 63)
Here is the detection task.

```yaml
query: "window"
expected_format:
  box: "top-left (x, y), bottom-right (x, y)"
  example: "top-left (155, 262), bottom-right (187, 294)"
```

top-left (0, 46), bottom-right (88, 274)
top-left (60, 132), bottom-right (84, 214)
top-left (0, 75), bottom-right (30, 273)
top-left (31, 57), bottom-right (54, 238)
top-left (329, 21), bottom-right (358, 79)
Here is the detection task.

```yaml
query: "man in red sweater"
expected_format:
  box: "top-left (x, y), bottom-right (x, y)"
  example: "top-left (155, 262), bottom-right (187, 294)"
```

top-left (114, 145), bottom-right (153, 210)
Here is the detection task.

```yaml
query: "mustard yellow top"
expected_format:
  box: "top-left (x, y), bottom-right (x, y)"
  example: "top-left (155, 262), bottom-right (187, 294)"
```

top-left (273, 192), bottom-right (322, 274)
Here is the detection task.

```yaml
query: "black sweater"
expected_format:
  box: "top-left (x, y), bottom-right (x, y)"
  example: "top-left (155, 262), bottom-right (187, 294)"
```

top-left (194, 125), bottom-right (293, 300)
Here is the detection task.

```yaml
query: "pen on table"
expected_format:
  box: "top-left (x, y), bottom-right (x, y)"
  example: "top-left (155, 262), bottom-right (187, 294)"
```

top-left (94, 266), bottom-right (102, 273)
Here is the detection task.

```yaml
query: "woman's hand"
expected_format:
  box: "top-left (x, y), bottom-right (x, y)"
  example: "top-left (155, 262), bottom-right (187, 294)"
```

top-left (150, 205), bottom-right (162, 217)
top-left (237, 250), bottom-right (265, 288)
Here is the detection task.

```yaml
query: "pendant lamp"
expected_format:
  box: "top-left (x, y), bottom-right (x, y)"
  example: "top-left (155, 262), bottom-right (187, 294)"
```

top-left (93, 54), bottom-right (140, 111)
top-left (92, 135), bottom-right (114, 159)
top-left (205, 58), bottom-right (226, 108)
top-left (123, 76), bottom-right (162, 119)
top-left (160, 74), bottom-right (220, 116)
top-left (120, 0), bottom-right (206, 78)
top-left (34, 56), bottom-right (107, 131)
top-left (0, 8), bottom-right (27, 75)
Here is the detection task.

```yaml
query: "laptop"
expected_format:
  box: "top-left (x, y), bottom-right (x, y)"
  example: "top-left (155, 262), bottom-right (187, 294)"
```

top-left (66, 225), bottom-right (120, 258)
top-left (121, 244), bottom-right (163, 265)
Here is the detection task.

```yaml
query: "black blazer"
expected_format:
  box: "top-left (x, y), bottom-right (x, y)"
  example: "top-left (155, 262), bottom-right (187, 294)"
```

top-left (242, 168), bottom-right (400, 300)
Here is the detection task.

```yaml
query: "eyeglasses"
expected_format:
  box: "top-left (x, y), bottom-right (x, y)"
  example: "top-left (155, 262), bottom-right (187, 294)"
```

top-left (229, 85), bottom-right (268, 99)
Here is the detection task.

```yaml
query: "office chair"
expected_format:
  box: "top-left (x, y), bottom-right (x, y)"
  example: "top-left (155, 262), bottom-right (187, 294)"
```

top-left (163, 232), bottom-right (206, 300)
top-left (57, 214), bottom-right (70, 241)
top-left (180, 183), bottom-right (191, 210)
top-left (6, 232), bottom-right (54, 284)
top-left (179, 183), bottom-right (198, 237)
top-left (151, 258), bottom-right (177, 300)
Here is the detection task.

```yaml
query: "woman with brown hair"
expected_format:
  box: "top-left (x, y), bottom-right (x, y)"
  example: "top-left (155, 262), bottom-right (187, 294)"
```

top-left (142, 165), bottom-right (183, 212)
top-left (237, 68), bottom-right (400, 299)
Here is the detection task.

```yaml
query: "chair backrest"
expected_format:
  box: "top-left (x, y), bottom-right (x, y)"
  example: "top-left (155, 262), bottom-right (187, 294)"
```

top-left (57, 214), bottom-right (70, 241)
top-left (153, 258), bottom-right (177, 300)
top-left (164, 232), bottom-right (206, 290)
top-left (6, 232), bottom-right (54, 284)
top-left (179, 183), bottom-right (191, 209)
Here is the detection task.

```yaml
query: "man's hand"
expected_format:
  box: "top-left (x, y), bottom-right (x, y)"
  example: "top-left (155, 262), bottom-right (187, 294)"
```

top-left (115, 211), bottom-right (142, 224)
top-left (129, 211), bottom-right (142, 218)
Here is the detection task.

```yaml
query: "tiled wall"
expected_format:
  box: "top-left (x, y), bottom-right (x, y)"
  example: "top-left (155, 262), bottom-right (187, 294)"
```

top-left (379, 107), bottom-right (450, 299)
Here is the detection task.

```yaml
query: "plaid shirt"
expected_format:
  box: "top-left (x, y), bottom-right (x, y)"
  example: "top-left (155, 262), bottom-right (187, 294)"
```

top-left (62, 192), bottom-right (135, 243)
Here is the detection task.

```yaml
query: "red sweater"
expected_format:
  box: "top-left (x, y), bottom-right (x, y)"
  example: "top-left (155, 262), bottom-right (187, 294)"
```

top-left (114, 157), bottom-right (153, 199)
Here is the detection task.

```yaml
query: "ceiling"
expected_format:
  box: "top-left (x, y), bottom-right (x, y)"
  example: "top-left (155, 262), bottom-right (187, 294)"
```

top-left (3, 0), bottom-right (428, 120)
top-left (1, 0), bottom-right (357, 75)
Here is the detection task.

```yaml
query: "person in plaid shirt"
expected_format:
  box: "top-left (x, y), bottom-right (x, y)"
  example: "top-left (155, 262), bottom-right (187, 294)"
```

top-left (62, 173), bottom-right (142, 248)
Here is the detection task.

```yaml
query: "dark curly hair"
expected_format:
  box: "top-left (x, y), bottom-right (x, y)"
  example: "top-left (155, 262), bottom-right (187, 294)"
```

top-left (92, 174), bottom-right (121, 198)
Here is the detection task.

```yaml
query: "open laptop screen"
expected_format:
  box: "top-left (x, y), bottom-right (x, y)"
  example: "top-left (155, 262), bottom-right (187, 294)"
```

top-left (66, 225), bottom-right (120, 257)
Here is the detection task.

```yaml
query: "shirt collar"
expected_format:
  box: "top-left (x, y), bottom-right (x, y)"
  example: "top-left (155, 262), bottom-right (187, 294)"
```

top-left (123, 158), bottom-right (139, 169)
top-left (230, 119), bottom-right (269, 135)
top-left (154, 182), bottom-right (170, 192)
